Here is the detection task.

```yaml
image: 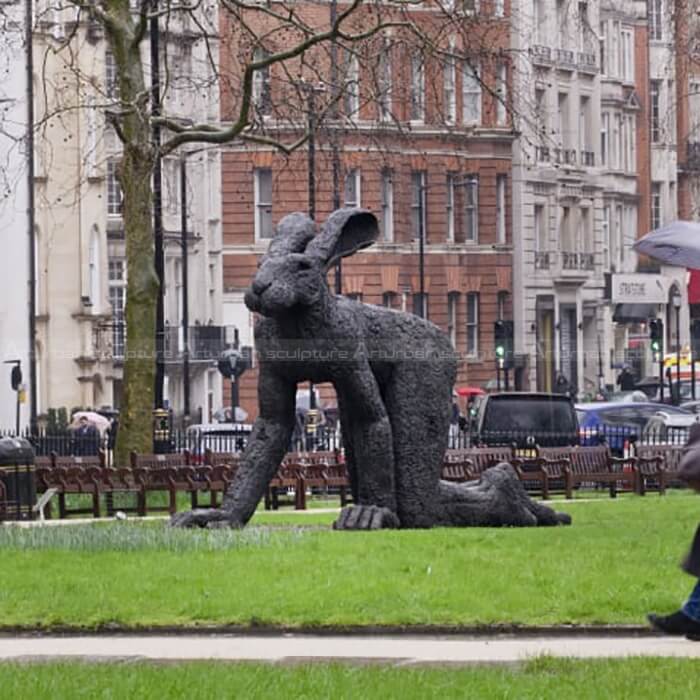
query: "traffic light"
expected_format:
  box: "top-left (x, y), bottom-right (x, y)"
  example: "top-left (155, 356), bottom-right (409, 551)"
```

top-left (494, 320), bottom-right (514, 367)
top-left (649, 318), bottom-right (664, 359)
top-left (10, 364), bottom-right (22, 391)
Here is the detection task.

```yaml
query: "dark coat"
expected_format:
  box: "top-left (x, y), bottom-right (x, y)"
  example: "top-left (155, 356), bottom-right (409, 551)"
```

top-left (679, 423), bottom-right (700, 576)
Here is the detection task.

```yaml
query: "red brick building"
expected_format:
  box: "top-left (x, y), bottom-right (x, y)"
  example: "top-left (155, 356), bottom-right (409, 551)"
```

top-left (220, 4), bottom-right (515, 418)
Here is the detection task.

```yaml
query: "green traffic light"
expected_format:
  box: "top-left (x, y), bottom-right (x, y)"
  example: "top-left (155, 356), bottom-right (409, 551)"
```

top-left (496, 346), bottom-right (505, 358)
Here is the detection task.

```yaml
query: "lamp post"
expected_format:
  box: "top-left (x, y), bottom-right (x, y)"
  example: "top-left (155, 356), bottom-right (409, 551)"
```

top-left (673, 291), bottom-right (682, 405)
top-left (180, 157), bottom-right (190, 425)
top-left (299, 80), bottom-right (326, 447)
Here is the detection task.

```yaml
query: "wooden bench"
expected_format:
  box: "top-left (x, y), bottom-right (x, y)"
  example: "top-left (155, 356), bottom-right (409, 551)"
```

top-left (563, 445), bottom-right (637, 499)
top-left (266, 463), bottom-right (305, 510)
top-left (516, 446), bottom-right (573, 500)
top-left (463, 446), bottom-right (518, 476)
top-left (634, 444), bottom-right (686, 495)
top-left (323, 462), bottom-right (351, 506)
top-left (102, 467), bottom-right (146, 516)
top-left (52, 454), bottom-right (105, 518)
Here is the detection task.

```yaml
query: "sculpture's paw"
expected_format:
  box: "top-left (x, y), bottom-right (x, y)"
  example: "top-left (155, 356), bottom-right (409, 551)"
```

top-left (555, 511), bottom-right (572, 526)
top-left (169, 508), bottom-right (234, 529)
top-left (333, 505), bottom-right (400, 530)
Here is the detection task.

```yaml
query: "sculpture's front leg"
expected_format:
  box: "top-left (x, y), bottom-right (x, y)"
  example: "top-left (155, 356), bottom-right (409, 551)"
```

top-left (171, 368), bottom-right (295, 529)
top-left (334, 369), bottom-right (397, 529)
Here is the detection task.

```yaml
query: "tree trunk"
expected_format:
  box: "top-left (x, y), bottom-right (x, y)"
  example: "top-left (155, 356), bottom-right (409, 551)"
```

top-left (114, 149), bottom-right (159, 467)
top-left (103, 4), bottom-right (160, 466)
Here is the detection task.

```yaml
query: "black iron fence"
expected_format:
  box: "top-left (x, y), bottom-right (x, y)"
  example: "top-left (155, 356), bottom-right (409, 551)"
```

top-left (0, 422), bottom-right (692, 463)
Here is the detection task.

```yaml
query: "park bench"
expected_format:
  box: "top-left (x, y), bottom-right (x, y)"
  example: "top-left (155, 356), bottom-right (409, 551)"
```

top-left (102, 467), bottom-right (146, 516)
top-left (463, 445), bottom-right (518, 476)
top-left (266, 462), bottom-right (305, 510)
top-left (441, 451), bottom-right (474, 482)
top-left (562, 445), bottom-right (637, 499)
top-left (634, 444), bottom-right (686, 495)
top-left (52, 454), bottom-right (105, 518)
top-left (514, 446), bottom-right (573, 500)
top-left (323, 462), bottom-right (351, 506)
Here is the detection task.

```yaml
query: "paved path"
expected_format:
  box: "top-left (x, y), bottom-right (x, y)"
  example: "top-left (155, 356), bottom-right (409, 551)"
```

top-left (1, 635), bottom-right (699, 664)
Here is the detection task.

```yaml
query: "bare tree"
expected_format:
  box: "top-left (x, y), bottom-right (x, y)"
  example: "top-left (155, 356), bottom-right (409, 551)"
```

top-left (32, 0), bottom-right (514, 462)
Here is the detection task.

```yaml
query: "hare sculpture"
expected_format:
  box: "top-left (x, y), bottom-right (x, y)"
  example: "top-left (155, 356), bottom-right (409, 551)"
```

top-left (172, 209), bottom-right (570, 529)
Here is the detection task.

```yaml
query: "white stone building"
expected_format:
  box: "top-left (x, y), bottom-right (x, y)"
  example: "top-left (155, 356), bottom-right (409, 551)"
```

top-left (512, 0), bottom-right (687, 398)
top-left (33, 6), bottom-right (225, 425)
top-left (0, 3), bottom-right (31, 430)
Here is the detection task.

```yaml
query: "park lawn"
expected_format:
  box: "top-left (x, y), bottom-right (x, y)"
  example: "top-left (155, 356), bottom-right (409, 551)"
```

top-left (1, 658), bottom-right (700, 699)
top-left (0, 495), bottom-right (698, 629)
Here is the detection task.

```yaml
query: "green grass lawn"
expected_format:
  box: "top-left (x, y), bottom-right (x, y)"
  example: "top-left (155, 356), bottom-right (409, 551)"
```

top-left (1, 658), bottom-right (700, 699)
top-left (1, 494), bottom-right (698, 629)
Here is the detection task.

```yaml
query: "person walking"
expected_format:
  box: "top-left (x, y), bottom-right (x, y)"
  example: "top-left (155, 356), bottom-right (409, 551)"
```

top-left (72, 416), bottom-right (100, 457)
top-left (648, 422), bottom-right (700, 640)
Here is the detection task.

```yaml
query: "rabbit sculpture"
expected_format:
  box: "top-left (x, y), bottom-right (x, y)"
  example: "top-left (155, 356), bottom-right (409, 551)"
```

top-left (172, 208), bottom-right (570, 530)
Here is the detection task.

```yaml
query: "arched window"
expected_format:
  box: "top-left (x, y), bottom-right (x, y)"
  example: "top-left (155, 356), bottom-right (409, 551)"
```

top-left (89, 226), bottom-right (101, 312)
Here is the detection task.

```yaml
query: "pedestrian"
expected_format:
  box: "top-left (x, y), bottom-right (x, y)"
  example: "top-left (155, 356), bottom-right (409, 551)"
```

top-left (72, 416), bottom-right (100, 456)
top-left (648, 422), bottom-right (700, 640)
top-left (555, 371), bottom-right (570, 396)
top-left (617, 366), bottom-right (636, 392)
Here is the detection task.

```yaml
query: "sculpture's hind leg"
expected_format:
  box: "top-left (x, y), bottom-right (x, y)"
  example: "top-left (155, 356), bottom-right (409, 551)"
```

top-left (384, 363), bottom-right (453, 528)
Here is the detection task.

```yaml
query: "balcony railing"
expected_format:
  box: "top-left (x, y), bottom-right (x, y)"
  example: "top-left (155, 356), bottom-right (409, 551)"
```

top-left (561, 251), bottom-right (595, 272)
top-left (534, 251), bottom-right (552, 270)
top-left (555, 48), bottom-right (576, 69)
top-left (535, 145), bottom-right (550, 162)
top-left (580, 150), bottom-right (595, 166)
top-left (577, 52), bottom-right (598, 73)
top-left (162, 325), bottom-right (229, 363)
top-left (553, 147), bottom-right (578, 166)
top-left (530, 44), bottom-right (553, 66)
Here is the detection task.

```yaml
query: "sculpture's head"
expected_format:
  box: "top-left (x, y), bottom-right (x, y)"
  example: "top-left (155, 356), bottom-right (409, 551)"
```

top-left (244, 208), bottom-right (379, 318)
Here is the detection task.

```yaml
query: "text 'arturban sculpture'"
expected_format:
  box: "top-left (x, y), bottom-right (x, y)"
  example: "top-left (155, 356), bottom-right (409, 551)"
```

top-left (172, 209), bottom-right (570, 529)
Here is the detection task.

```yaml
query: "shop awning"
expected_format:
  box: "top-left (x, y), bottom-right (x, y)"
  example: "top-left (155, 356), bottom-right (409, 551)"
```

top-left (688, 270), bottom-right (700, 304)
top-left (612, 303), bottom-right (657, 323)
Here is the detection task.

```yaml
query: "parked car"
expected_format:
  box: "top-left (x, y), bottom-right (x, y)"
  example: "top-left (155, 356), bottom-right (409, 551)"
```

top-left (470, 392), bottom-right (579, 448)
top-left (640, 411), bottom-right (700, 446)
top-left (576, 402), bottom-right (691, 455)
top-left (681, 400), bottom-right (700, 415)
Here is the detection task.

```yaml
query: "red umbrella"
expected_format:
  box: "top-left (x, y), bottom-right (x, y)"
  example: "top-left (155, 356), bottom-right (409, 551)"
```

top-left (456, 386), bottom-right (485, 398)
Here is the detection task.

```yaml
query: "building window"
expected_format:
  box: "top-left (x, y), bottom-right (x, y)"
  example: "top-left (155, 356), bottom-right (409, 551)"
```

top-left (413, 292), bottom-right (428, 319)
top-left (89, 227), bottom-right (101, 313)
top-left (464, 0), bottom-right (480, 15)
top-left (347, 292), bottom-right (363, 302)
top-left (344, 50), bottom-right (360, 118)
top-left (410, 53), bottom-right (425, 121)
top-left (109, 259), bottom-right (126, 359)
top-left (651, 182), bottom-right (662, 231)
top-left (496, 62), bottom-right (507, 125)
top-left (557, 92), bottom-right (569, 149)
top-left (447, 292), bottom-right (458, 348)
top-left (466, 292), bottom-right (479, 357)
top-left (534, 204), bottom-right (547, 252)
top-left (494, 0), bottom-right (504, 17)
top-left (378, 44), bottom-right (392, 121)
top-left (462, 61), bottom-right (481, 125)
top-left (613, 113), bottom-right (622, 169)
top-left (444, 50), bottom-right (456, 124)
top-left (601, 112), bottom-right (609, 167)
top-left (602, 205), bottom-right (611, 270)
top-left (621, 29), bottom-right (634, 82)
top-left (497, 291), bottom-right (509, 321)
top-left (614, 204), bottom-right (623, 270)
top-left (464, 175), bottom-right (478, 242)
top-left (105, 50), bottom-right (119, 100)
top-left (381, 169), bottom-right (393, 242)
top-left (600, 21), bottom-right (607, 76)
top-left (411, 171), bottom-right (427, 241)
top-left (254, 168), bottom-right (273, 240)
top-left (496, 175), bottom-right (506, 245)
top-left (446, 173), bottom-right (456, 243)
top-left (382, 292), bottom-right (397, 309)
top-left (344, 169), bottom-right (361, 208)
top-left (252, 48), bottom-right (271, 117)
top-left (650, 80), bottom-right (661, 143)
top-left (649, 0), bottom-right (663, 41)
top-left (107, 158), bottom-right (122, 216)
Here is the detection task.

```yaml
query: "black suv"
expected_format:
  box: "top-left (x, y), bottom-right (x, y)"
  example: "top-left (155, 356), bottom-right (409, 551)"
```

top-left (470, 392), bottom-right (579, 448)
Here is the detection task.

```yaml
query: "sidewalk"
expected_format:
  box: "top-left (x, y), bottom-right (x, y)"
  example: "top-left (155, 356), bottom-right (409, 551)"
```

top-left (1, 634), bottom-right (698, 664)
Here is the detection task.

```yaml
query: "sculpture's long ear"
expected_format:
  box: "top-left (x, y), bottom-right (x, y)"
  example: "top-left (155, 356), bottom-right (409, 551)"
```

top-left (305, 208), bottom-right (379, 269)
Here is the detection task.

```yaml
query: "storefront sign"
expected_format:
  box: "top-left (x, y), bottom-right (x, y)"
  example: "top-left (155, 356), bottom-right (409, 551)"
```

top-left (610, 274), bottom-right (667, 304)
